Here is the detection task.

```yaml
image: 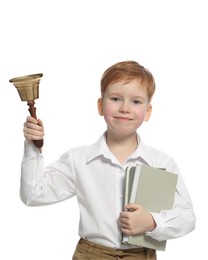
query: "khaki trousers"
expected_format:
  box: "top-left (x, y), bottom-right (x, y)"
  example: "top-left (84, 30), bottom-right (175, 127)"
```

top-left (73, 238), bottom-right (157, 260)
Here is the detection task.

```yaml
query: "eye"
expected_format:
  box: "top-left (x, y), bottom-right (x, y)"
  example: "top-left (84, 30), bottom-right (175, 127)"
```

top-left (110, 97), bottom-right (121, 102)
top-left (132, 99), bottom-right (142, 105)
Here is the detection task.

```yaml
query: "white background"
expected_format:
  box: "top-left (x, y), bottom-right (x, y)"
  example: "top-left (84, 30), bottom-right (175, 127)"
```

top-left (0, 0), bottom-right (207, 259)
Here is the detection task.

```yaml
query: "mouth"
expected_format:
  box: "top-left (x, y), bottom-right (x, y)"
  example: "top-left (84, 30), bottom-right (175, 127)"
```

top-left (114, 116), bottom-right (133, 121)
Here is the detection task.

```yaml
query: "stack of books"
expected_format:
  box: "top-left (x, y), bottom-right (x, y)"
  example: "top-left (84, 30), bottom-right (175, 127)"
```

top-left (122, 164), bottom-right (178, 251)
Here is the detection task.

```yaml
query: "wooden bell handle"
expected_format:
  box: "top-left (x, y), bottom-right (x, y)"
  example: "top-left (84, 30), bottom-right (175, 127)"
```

top-left (27, 101), bottom-right (44, 149)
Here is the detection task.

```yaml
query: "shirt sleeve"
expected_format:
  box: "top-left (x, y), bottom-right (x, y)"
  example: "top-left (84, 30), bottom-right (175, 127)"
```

top-left (146, 158), bottom-right (196, 241)
top-left (20, 141), bottom-right (76, 206)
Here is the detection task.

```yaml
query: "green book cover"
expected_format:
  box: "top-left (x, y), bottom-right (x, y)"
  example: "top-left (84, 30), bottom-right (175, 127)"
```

top-left (123, 164), bottom-right (178, 251)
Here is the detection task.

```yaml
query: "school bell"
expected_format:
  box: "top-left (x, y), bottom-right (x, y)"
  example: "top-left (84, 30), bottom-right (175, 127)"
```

top-left (9, 73), bottom-right (44, 149)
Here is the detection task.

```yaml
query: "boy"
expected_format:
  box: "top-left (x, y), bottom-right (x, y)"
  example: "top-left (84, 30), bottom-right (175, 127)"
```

top-left (21, 61), bottom-right (195, 259)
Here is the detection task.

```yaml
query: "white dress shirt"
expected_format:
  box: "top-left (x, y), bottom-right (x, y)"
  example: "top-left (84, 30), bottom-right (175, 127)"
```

top-left (20, 133), bottom-right (196, 249)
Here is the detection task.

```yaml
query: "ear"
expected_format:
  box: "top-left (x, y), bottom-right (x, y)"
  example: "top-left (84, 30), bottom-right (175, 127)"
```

top-left (97, 98), bottom-right (103, 116)
top-left (144, 104), bottom-right (152, 122)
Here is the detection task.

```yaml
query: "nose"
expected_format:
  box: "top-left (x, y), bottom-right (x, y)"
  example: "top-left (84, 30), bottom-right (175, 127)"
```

top-left (119, 101), bottom-right (130, 113)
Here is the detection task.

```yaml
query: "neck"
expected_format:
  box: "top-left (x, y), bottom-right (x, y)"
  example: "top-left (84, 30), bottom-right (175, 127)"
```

top-left (106, 131), bottom-right (138, 164)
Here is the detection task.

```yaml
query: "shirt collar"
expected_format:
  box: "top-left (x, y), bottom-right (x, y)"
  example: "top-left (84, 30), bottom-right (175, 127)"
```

top-left (86, 132), bottom-right (152, 165)
top-left (130, 139), bottom-right (151, 165)
top-left (86, 133), bottom-right (112, 163)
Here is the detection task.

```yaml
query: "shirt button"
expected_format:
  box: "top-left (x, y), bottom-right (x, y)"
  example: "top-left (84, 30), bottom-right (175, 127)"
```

top-left (120, 195), bottom-right (124, 199)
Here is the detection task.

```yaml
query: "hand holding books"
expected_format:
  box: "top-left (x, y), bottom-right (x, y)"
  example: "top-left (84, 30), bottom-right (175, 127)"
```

top-left (120, 203), bottom-right (157, 235)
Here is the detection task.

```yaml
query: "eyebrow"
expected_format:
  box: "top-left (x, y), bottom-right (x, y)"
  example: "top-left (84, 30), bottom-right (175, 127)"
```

top-left (133, 95), bottom-right (146, 99)
top-left (109, 92), bottom-right (144, 97)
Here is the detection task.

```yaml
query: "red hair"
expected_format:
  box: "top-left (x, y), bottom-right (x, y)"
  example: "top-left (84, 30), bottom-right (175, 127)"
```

top-left (100, 61), bottom-right (155, 101)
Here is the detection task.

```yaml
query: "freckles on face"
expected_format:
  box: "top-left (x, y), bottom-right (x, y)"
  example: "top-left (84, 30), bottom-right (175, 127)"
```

top-left (102, 101), bottom-right (114, 124)
top-left (103, 101), bottom-right (113, 116)
top-left (100, 81), bottom-right (151, 134)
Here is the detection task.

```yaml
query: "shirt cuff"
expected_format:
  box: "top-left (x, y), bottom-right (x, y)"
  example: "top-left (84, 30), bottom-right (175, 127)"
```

top-left (145, 212), bottom-right (165, 241)
top-left (24, 141), bottom-right (43, 158)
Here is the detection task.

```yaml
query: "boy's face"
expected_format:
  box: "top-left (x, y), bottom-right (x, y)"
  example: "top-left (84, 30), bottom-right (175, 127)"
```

top-left (98, 80), bottom-right (152, 137)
